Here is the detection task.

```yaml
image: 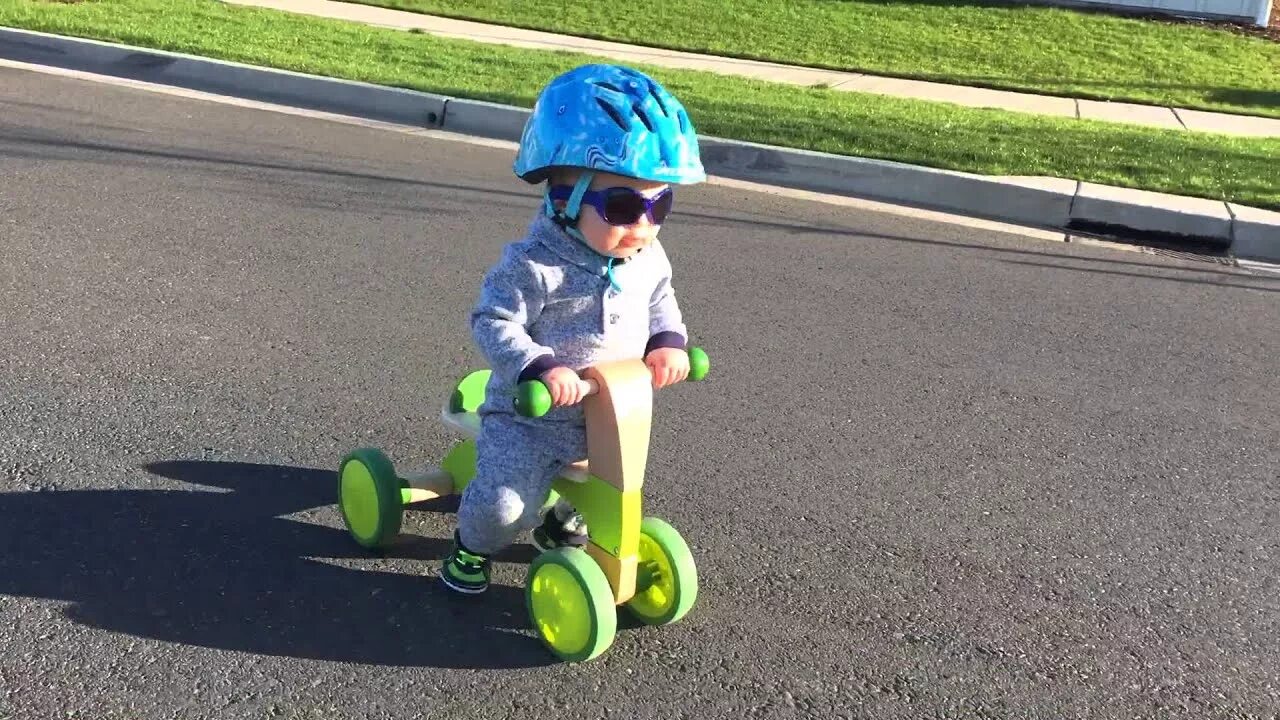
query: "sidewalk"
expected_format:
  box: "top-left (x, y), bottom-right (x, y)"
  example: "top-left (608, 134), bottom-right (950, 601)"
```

top-left (225, 0), bottom-right (1280, 138)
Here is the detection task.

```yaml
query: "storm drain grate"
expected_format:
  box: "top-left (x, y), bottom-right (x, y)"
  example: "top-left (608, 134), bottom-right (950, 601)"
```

top-left (1065, 219), bottom-right (1236, 266)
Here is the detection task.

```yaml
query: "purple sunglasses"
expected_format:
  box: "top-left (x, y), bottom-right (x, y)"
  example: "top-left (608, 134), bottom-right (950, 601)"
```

top-left (549, 185), bottom-right (674, 226)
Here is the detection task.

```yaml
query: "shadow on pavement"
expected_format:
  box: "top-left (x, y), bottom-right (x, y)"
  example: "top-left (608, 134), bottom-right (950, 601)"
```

top-left (996, 256), bottom-right (1280, 293)
top-left (10, 128), bottom-right (1276, 289)
top-left (680, 207), bottom-right (1280, 289)
top-left (0, 459), bottom-right (556, 670)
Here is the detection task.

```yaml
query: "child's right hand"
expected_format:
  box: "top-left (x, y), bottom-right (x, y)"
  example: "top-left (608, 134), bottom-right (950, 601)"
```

top-left (540, 366), bottom-right (588, 408)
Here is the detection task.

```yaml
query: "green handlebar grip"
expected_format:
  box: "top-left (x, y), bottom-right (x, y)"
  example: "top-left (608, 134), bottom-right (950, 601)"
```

top-left (515, 380), bottom-right (553, 418)
top-left (513, 346), bottom-right (709, 418)
top-left (688, 346), bottom-right (710, 381)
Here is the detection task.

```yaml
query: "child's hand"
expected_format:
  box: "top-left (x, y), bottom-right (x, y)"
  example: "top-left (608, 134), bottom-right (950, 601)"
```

top-left (540, 366), bottom-right (588, 407)
top-left (645, 347), bottom-right (690, 389)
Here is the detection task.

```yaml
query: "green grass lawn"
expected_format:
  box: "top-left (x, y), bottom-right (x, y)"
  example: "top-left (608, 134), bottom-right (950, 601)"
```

top-left (350, 0), bottom-right (1280, 119)
top-left (3, 0), bottom-right (1277, 209)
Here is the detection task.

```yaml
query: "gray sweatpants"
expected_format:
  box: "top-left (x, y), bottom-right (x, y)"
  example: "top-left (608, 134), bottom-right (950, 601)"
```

top-left (456, 412), bottom-right (588, 556)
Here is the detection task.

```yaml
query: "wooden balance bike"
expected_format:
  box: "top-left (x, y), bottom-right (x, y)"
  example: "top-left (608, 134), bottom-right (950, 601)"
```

top-left (336, 347), bottom-right (710, 662)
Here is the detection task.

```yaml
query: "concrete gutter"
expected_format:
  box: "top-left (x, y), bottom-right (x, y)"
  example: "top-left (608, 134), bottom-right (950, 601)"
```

top-left (2, 26), bottom-right (1276, 262)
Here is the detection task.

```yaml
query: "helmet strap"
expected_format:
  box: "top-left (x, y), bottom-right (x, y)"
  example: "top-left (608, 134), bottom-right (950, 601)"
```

top-left (541, 169), bottom-right (623, 291)
top-left (545, 171), bottom-right (595, 230)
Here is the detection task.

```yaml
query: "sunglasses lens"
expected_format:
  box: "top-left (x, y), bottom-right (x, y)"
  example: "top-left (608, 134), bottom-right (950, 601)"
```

top-left (602, 188), bottom-right (646, 225)
top-left (600, 188), bottom-right (675, 225)
top-left (650, 189), bottom-right (673, 225)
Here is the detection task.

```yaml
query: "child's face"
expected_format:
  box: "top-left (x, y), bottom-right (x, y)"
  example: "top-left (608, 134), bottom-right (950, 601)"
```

top-left (557, 172), bottom-right (672, 260)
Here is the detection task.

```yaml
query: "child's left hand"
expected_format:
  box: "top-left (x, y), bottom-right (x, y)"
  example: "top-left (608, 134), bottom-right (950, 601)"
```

top-left (645, 347), bottom-right (690, 389)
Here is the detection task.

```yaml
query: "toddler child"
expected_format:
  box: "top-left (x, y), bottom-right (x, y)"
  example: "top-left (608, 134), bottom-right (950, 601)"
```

top-left (441, 63), bottom-right (706, 594)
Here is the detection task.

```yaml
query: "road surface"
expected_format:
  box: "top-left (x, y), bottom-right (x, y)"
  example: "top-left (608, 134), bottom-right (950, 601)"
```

top-left (2, 64), bottom-right (1278, 719)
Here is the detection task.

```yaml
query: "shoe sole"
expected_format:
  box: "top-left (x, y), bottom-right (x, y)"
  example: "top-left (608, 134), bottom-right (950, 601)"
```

top-left (440, 573), bottom-right (488, 595)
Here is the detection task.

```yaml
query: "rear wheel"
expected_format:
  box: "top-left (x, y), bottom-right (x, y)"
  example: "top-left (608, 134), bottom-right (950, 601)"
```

top-left (624, 517), bottom-right (697, 626)
top-left (338, 448), bottom-right (403, 548)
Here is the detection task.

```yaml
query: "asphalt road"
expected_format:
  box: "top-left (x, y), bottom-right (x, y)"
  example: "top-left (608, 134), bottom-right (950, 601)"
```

top-left (2, 65), bottom-right (1278, 720)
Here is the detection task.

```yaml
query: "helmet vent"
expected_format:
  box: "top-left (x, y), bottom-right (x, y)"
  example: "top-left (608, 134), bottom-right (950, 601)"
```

top-left (593, 81), bottom-right (623, 93)
top-left (594, 98), bottom-right (630, 130)
top-left (648, 86), bottom-right (670, 116)
top-left (632, 103), bottom-right (655, 132)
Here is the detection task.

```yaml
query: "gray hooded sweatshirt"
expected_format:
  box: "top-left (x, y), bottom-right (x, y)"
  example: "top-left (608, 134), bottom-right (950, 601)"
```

top-left (470, 213), bottom-right (688, 424)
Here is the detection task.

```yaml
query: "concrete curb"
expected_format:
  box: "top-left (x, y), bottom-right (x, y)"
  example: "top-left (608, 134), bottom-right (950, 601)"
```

top-left (0, 26), bottom-right (449, 127)
top-left (1229, 204), bottom-right (1280, 261)
top-left (3, 26), bottom-right (1276, 263)
top-left (1071, 183), bottom-right (1234, 241)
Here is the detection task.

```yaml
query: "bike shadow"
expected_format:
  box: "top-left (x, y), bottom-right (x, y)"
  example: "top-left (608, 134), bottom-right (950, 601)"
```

top-left (0, 459), bottom-right (556, 669)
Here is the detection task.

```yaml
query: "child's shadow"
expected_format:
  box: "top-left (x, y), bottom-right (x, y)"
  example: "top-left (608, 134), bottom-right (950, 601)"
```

top-left (0, 459), bottom-right (554, 669)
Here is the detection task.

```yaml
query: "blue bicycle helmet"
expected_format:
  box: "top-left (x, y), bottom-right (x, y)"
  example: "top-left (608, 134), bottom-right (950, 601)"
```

top-left (513, 64), bottom-right (706, 187)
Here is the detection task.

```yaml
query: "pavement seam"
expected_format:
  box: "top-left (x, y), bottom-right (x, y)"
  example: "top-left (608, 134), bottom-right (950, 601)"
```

top-left (1066, 180), bottom-right (1082, 220)
top-left (1226, 201), bottom-right (1239, 263)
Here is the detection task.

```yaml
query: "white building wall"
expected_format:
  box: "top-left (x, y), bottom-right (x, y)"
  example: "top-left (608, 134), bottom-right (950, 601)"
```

top-left (1031, 0), bottom-right (1272, 26)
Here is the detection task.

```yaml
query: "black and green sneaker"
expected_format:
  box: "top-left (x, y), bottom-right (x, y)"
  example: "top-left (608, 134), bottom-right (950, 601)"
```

top-left (530, 507), bottom-right (589, 552)
top-left (441, 532), bottom-right (491, 594)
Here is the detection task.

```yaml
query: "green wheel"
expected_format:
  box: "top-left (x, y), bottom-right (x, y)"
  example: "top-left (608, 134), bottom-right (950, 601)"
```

top-left (625, 517), bottom-right (698, 626)
top-left (526, 548), bottom-right (617, 662)
top-left (338, 448), bottom-right (404, 549)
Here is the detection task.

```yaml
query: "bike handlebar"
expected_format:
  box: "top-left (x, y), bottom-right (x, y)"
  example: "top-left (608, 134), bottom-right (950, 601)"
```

top-left (515, 347), bottom-right (710, 418)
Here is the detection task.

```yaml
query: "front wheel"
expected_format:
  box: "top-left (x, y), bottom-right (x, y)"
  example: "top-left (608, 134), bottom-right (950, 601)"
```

top-left (526, 548), bottom-right (617, 662)
top-left (624, 517), bottom-right (698, 626)
top-left (338, 448), bottom-right (404, 548)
